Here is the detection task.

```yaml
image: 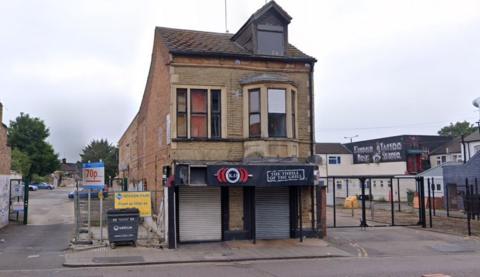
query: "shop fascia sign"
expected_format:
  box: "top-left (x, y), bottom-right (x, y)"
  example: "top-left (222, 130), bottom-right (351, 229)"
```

top-left (207, 165), bottom-right (314, 186)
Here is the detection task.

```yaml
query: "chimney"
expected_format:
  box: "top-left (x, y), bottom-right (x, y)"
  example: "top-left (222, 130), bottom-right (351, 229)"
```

top-left (0, 102), bottom-right (3, 124)
top-left (62, 158), bottom-right (67, 164)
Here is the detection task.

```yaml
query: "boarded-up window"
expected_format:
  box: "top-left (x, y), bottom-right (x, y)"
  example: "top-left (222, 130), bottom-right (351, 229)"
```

top-left (190, 89), bottom-right (207, 138)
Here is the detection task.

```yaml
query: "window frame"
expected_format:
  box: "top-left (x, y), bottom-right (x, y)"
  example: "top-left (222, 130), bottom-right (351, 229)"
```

top-left (267, 88), bottom-right (287, 138)
top-left (175, 87), bottom-right (224, 140)
top-left (210, 89), bottom-right (222, 139)
top-left (328, 156), bottom-right (341, 165)
top-left (176, 89), bottom-right (188, 138)
top-left (248, 88), bottom-right (261, 138)
top-left (291, 89), bottom-right (296, 139)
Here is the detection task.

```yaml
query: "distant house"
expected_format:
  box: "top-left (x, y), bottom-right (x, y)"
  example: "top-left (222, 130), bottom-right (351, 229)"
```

top-left (53, 159), bottom-right (81, 187)
top-left (462, 130), bottom-right (480, 162)
top-left (316, 135), bottom-right (452, 203)
top-left (429, 137), bottom-right (462, 166)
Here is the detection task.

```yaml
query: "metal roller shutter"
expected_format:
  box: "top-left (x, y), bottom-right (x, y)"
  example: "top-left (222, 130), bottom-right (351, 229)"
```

top-left (255, 187), bottom-right (290, 240)
top-left (179, 186), bottom-right (221, 242)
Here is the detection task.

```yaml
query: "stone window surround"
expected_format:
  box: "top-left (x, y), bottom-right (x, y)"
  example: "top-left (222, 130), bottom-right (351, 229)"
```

top-left (171, 85), bottom-right (227, 140)
top-left (242, 83), bottom-right (298, 139)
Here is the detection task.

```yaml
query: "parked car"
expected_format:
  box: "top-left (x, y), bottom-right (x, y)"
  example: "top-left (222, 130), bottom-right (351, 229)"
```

top-left (35, 182), bottom-right (54, 190)
top-left (28, 184), bottom-right (38, 191)
top-left (68, 188), bottom-right (108, 199)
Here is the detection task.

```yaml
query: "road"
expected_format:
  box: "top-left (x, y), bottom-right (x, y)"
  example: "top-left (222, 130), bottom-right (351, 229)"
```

top-left (0, 186), bottom-right (74, 270)
top-left (0, 254), bottom-right (479, 277)
top-left (1, 186), bottom-right (480, 276)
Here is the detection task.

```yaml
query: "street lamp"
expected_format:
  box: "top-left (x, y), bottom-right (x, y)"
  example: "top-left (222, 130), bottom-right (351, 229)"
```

top-left (344, 135), bottom-right (359, 143)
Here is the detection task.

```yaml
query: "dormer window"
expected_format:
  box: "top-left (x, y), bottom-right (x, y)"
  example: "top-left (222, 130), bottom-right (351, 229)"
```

top-left (257, 25), bottom-right (284, 56)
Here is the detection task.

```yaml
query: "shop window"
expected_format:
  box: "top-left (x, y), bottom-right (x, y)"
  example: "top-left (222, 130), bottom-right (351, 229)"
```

top-left (176, 89), bottom-right (187, 138)
top-left (211, 90), bottom-right (221, 138)
top-left (268, 88), bottom-right (286, 137)
top-left (328, 156), bottom-right (341, 165)
top-left (190, 167), bottom-right (207, 185)
top-left (249, 89), bottom-right (261, 137)
top-left (177, 164), bottom-right (189, 185)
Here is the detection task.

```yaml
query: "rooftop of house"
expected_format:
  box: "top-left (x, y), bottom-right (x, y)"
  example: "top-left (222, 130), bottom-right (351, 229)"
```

top-left (155, 27), bottom-right (314, 62)
top-left (464, 129), bottom-right (480, 142)
top-left (430, 137), bottom-right (462, 155)
top-left (155, 1), bottom-right (315, 63)
top-left (315, 143), bottom-right (352, 155)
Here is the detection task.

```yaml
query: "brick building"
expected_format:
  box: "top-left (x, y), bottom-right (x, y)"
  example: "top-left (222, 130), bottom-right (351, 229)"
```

top-left (119, 1), bottom-right (323, 248)
top-left (0, 102), bottom-right (11, 175)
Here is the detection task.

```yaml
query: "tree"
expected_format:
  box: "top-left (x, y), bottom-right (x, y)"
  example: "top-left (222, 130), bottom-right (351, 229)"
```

top-left (437, 121), bottom-right (477, 137)
top-left (10, 148), bottom-right (31, 176)
top-left (80, 139), bottom-right (118, 185)
top-left (8, 113), bottom-right (60, 178)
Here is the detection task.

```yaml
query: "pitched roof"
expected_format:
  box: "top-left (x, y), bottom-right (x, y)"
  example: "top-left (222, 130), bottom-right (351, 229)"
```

top-left (430, 137), bottom-right (461, 155)
top-left (155, 27), bottom-right (316, 62)
top-left (464, 130), bottom-right (480, 142)
top-left (315, 143), bottom-right (352, 155)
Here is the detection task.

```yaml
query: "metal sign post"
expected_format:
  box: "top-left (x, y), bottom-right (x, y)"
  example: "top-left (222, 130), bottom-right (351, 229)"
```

top-left (87, 189), bottom-right (91, 236)
top-left (23, 178), bottom-right (29, 225)
top-left (99, 191), bottom-right (103, 242)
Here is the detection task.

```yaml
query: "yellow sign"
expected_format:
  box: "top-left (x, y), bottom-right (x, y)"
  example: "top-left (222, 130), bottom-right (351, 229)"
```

top-left (114, 192), bottom-right (152, 217)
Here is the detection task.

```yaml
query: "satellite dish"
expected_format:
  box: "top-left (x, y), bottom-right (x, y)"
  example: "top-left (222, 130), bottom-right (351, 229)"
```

top-left (473, 97), bottom-right (480, 108)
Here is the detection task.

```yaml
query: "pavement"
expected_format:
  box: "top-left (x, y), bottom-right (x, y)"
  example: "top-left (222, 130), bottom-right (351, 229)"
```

top-left (63, 238), bottom-right (351, 267)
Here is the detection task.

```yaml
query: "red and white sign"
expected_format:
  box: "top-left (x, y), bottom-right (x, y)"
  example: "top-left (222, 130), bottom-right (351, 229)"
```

top-left (215, 167), bottom-right (251, 184)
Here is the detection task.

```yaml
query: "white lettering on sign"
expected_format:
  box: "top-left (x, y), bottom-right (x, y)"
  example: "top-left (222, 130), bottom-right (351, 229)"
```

top-left (267, 169), bottom-right (305, 183)
top-left (353, 141), bottom-right (403, 163)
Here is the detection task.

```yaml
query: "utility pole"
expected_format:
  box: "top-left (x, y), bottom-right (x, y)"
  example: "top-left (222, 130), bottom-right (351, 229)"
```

top-left (344, 135), bottom-right (359, 143)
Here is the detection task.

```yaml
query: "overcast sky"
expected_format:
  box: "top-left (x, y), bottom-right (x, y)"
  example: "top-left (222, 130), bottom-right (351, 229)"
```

top-left (1, 0), bottom-right (479, 161)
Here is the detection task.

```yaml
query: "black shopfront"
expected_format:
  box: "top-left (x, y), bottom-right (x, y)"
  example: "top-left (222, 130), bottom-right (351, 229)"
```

top-left (167, 163), bottom-right (320, 248)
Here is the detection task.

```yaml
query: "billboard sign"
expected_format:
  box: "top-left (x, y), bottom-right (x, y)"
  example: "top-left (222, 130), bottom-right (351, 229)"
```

top-left (114, 192), bottom-right (152, 217)
top-left (82, 162), bottom-right (105, 189)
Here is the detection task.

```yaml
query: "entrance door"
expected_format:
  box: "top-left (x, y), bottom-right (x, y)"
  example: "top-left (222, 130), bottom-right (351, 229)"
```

top-left (178, 186), bottom-right (221, 242)
top-left (255, 187), bottom-right (290, 240)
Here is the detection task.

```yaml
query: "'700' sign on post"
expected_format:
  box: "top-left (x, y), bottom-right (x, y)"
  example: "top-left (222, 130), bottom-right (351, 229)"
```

top-left (82, 162), bottom-right (105, 189)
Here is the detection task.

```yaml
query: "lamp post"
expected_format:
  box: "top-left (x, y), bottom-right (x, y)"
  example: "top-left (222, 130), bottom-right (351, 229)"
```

top-left (344, 135), bottom-right (359, 143)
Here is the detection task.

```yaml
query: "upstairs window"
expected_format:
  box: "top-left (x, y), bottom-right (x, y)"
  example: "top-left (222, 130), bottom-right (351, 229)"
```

top-left (249, 89), bottom-right (261, 138)
top-left (257, 25), bottom-right (284, 56)
top-left (267, 88), bottom-right (286, 137)
top-left (176, 89), bottom-right (187, 138)
top-left (211, 90), bottom-right (221, 138)
top-left (190, 89), bottom-right (207, 138)
top-left (176, 88), bottom-right (222, 139)
top-left (328, 156), bottom-right (341, 165)
top-left (291, 90), bottom-right (296, 138)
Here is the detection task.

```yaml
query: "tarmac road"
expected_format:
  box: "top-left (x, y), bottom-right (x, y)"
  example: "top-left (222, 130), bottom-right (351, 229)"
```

top-left (0, 186), bottom-right (74, 270)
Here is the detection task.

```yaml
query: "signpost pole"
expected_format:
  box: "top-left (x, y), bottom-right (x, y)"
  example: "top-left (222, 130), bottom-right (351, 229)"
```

top-left (75, 180), bottom-right (79, 242)
top-left (23, 178), bottom-right (29, 225)
top-left (100, 193), bottom-right (103, 242)
top-left (88, 189), bottom-right (91, 236)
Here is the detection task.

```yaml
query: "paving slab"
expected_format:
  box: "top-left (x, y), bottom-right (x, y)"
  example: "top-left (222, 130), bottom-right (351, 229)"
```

top-left (63, 238), bottom-right (351, 267)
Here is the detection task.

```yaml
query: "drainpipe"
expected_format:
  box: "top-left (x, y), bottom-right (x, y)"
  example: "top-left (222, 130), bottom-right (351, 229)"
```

top-left (309, 62), bottom-right (315, 157)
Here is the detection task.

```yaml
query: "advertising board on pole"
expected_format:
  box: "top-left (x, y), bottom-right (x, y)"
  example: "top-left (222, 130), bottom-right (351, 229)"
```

top-left (82, 162), bottom-right (105, 189)
top-left (114, 192), bottom-right (152, 217)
